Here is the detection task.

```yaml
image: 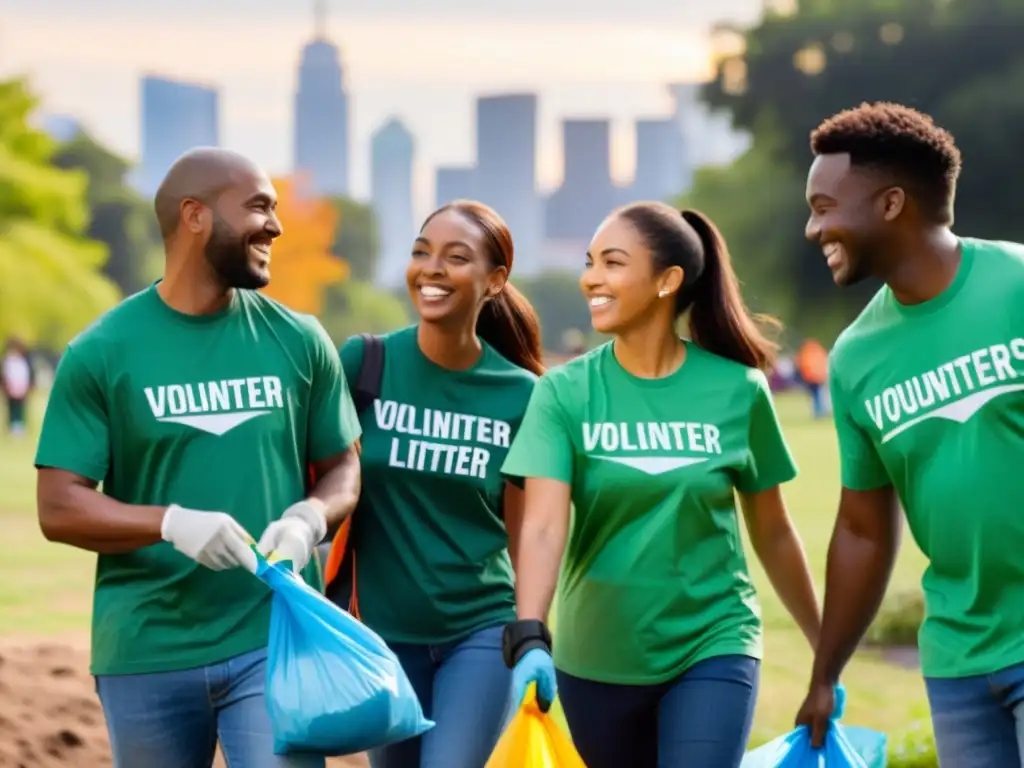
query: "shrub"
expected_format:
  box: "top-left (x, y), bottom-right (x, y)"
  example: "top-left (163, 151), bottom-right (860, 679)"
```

top-left (887, 720), bottom-right (938, 767)
top-left (866, 590), bottom-right (925, 647)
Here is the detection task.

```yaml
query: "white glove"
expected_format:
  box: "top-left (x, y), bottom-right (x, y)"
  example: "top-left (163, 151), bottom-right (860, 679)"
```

top-left (161, 505), bottom-right (258, 573)
top-left (257, 500), bottom-right (328, 572)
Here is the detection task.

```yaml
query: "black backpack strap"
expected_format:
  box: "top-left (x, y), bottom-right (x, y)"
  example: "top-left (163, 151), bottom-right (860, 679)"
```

top-left (352, 333), bottom-right (384, 414)
top-left (318, 334), bottom-right (385, 575)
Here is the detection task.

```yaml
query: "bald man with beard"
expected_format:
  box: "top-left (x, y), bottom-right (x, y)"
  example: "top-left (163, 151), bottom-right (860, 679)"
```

top-left (33, 147), bottom-right (363, 767)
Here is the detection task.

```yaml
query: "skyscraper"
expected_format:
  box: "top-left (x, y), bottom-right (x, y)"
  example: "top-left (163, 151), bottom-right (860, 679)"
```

top-left (631, 118), bottom-right (684, 202)
top-left (293, 0), bottom-right (350, 196)
top-left (435, 166), bottom-right (476, 208)
top-left (545, 119), bottom-right (617, 242)
top-left (371, 118), bottom-right (415, 287)
top-left (138, 75), bottom-right (219, 197)
top-left (667, 82), bottom-right (750, 193)
top-left (474, 94), bottom-right (541, 274)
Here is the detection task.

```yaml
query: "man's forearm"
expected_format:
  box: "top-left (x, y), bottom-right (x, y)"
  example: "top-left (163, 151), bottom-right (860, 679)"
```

top-left (308, 447), bottom-right (361, 529)
top-left (39, 478), bottom-right (166, 554)
top-left (811, 524), bottom-right (898, 684)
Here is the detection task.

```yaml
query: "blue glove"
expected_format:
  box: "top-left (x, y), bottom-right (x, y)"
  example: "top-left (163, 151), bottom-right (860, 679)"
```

top-left (832, 682), bottom-right (846, 720)
top-left (511, 648), bottom-right (557, 712)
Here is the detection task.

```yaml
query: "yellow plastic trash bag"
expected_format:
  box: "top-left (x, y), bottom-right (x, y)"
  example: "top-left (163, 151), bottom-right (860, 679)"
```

top-left (486, 685), bottom-right (587, 768)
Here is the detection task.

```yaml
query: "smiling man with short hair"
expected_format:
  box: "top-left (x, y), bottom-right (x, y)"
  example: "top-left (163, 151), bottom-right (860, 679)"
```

top-left (794, 103), bottom-right (1024, 768)
top-left (34, 147), bottom-right (362, 768)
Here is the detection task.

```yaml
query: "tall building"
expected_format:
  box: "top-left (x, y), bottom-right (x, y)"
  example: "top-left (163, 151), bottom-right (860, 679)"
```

top-left (434, 166), bottom-right (476, 208)
top-left (545, 119), bottom-right (617, 242)
top-left (631, 118), bottom-right (685, 202)
top-left (138, 75), bottom-right (219, 196)
top-left (667, 82), bottom-right (751, 193)
top-left (474, 94), bottom-right (541, 275)
top-left (370, 118), bottom-right (416, 287)
top-left (293, 0), bottom-right (350, 196)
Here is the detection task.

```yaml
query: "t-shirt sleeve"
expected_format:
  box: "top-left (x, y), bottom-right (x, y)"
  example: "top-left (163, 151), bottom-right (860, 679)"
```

top-left (307, 319), bottom-right (362, 462)
top-left (736, 369), bottom-right (799, 494)
top-left (34, 342), bottom-right (110, 484)
top-left (501, 374), bottom-right (575, 485)
top-left (829, 357), bottom-right (890, 491)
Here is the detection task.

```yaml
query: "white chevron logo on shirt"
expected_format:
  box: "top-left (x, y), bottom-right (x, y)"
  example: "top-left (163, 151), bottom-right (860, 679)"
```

top-left (880, 383), bottom-right (1024, 443)
top-left (158, 411), bottom-right (271, 436)
top-left (593, 456), bottom-right (709, 475)
top-left (861, 339), bottom-right (1024, 444)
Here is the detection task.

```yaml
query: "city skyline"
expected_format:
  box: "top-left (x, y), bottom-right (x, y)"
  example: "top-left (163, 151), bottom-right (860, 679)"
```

top-left (2, 2), bottom-right (761, 215)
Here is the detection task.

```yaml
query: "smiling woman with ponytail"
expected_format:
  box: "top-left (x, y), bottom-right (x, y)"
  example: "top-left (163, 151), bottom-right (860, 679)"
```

top-left (502, 201), bottom-right (821, 768)
top-left (326, 199), bottom-right (542, 768)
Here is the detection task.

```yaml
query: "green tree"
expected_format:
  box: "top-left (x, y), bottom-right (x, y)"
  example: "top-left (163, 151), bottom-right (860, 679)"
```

top-left (516, 271), bottom-right (592, 353)
top-left (0, 78), bottom-right (120, 350)
top-left (318, 280), bottom-right (410, 347)
top-left (329, 196), bottom-right (380, 282)
top-left (694, 0), bottom-right (1024, 341)
top-left (52, 130), bottom-right (163, 294)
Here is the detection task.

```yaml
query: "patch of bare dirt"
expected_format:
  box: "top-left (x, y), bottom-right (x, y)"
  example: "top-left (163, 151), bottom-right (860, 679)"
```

top-left (0, 640), bottom-right (367, 767)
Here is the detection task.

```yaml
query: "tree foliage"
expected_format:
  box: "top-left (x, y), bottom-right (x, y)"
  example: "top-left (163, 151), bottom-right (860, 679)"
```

top-left (329, 196), bottom-right (380, 283)
top-left (690, 0), bottom-right (1024, 342)
top-left (515, 271), bottom-right (592, 353)
top-left (0, 78), bottom-right (120, 350)
top-left (52, 130), bottom-right (163, 294)
top-left (318, 280), bottom-right (411, 347)
top-left (259, 175), bottom-right (348, 316)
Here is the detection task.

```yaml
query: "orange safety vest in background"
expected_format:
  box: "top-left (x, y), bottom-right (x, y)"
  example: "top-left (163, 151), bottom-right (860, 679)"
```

top-left (797, 340), bottom-right (828, 386)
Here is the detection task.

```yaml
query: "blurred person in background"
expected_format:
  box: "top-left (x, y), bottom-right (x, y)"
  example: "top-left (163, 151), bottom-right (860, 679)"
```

top-left (33, 147), bottom-right (361, 768)
top-left (324, 200), bottom-right (543, 768)
top-left (501, 202), bottom-right (823, 768)
top-left (2, 337), bottom-right (33, 436)
top-left (796, 337), bottom-right (830, 419)
top-left (796, 102), bottom-right (1024, 767)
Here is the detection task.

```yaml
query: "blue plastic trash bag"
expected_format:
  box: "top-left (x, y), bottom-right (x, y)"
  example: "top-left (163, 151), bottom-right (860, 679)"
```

top-left (254, 551), bottom-right (434, 756)
top-left (741, 685), bottom-right (887, 768)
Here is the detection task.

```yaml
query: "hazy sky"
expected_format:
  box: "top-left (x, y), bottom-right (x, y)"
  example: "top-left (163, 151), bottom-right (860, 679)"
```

top-left (2, 1), bottom-right (762, 214)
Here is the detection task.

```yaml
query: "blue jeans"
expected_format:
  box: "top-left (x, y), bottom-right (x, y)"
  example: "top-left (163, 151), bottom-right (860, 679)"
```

top-left (95, 647), bottom-right (323, 768)
top-left (557, 654), bottom-right (760, 768)
top-left (368, 624), bottom-right (513, 768)
top-left (925, 661), bottom-right (1024, 767)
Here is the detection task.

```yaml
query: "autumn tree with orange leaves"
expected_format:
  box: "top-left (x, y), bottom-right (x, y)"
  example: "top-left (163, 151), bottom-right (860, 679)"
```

top-left (260, 174), bottom-right (349, 315)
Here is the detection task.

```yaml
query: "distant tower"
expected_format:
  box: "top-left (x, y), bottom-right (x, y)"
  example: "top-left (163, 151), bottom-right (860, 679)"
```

top-left (138, 75), bottom-right (220, 197)
top-left (293, 0), bottom-right (350, 196)
top-left (315, 0), bottom-right (326, 37)
top-left (473, 94), bottom-right (541, 275)
top-left (371, 118), bottom-right (416, 287)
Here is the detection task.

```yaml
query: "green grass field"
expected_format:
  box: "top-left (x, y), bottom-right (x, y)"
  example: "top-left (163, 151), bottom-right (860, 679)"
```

top-left (0, 391), bottom-right (934, 750)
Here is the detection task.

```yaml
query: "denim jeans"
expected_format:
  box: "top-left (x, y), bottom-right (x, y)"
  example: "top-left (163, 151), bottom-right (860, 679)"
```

top-left (368, 624), bottom-right (513, 768)
top-left (95, 646), bottom-right (324, 768)
top-left (925, 660), bottom-right (1024, 767)
top-left (557, 654), bottom-right (760, 768)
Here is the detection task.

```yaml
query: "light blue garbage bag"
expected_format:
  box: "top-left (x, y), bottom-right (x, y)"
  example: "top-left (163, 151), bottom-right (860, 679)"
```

top-left (741, 685), bottom-right (887, 768)
top-left (254, 551), bottom-right (434, 756)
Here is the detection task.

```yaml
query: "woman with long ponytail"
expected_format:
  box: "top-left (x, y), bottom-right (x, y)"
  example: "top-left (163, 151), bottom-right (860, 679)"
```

top-left (501, 201), bottom-right (821, 768)
top-left (327, 200), bottom-right (543, 768)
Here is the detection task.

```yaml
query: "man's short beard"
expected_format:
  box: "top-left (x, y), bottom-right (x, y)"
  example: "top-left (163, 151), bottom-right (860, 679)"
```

top-left (204, 217), bottom-right (267, 290)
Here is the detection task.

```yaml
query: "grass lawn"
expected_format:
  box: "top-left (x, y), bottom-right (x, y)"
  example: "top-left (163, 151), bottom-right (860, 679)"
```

top-left (0, 391), bottom-right (934, 750)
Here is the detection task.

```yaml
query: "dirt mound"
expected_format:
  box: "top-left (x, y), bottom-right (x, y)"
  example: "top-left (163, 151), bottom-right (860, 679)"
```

top-left (0, 641), bottom-right (366, 767)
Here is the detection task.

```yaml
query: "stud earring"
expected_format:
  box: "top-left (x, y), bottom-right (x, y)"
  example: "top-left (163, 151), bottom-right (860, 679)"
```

top-left (658, 290), bottom-right (669, 298)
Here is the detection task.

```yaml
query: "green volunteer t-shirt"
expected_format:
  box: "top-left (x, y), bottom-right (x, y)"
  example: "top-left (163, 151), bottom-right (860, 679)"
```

top-left (828, 237), bottom-right (1024, 679)
top-left (335, 325), bottom-right (536, 645)
top-left (501, 341), bottom-right (797, 685)
top-left (34, 283), bottom-right (361, 676)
